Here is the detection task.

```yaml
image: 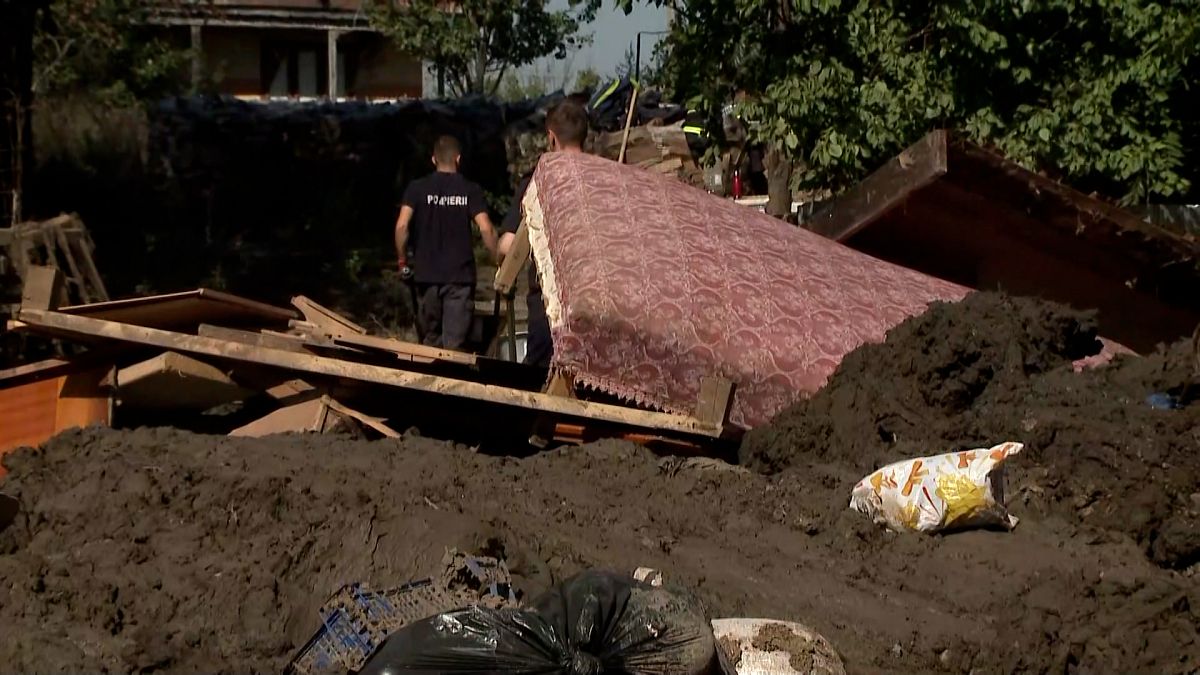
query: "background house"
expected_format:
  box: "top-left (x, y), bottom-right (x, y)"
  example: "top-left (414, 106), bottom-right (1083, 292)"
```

top-left (150, 1), bottom-right (423, 100)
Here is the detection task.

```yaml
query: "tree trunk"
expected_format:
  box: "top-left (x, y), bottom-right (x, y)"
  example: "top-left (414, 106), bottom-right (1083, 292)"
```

top-left (765, 143), bottom-right (792, 221)
top-left (1, 0), bottom-right (38, 226)
top-left (472, 26), bottom-right (488, 94)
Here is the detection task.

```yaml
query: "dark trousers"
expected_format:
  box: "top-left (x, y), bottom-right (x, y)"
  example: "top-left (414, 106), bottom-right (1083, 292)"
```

top-left (525, 290), bottom-right (553, 367)
top-left (417, 283), bottom-right (473, 350)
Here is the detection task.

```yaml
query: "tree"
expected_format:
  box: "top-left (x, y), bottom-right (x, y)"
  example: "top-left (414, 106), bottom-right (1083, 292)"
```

top-left (574, 66), bottom-right (601, 94)
top-left (618, 0), bottom-right (1200, 204)
top-left (372, 0), bottom-right (600, 97)
top-left (33, 0), bottom-right (193, 104)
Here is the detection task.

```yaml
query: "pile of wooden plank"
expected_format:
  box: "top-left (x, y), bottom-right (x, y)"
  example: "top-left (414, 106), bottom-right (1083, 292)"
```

top-left (593, 122), bottom-right (704, 187)
top-left (0, 267), bottom-right (735, 471)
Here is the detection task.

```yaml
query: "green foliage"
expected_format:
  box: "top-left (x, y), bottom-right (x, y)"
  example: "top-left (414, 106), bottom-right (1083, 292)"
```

top-left (33, 0), bottom-right (192, 105)
top-left (620, 0), bottom-right (1199, 203)
top-left (574, 67), bottom-right (602, 94)
top-left (371, 0), bottom-right (600, 97)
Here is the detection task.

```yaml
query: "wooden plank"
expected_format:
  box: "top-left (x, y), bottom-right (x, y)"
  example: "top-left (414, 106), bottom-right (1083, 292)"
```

top-left (291, 295), bottom-right (366, 335)
top-left (53, 224), bottom-right (91, 303)
top-left (806, 129), bottom-right (949, 241)
top-left (60, 289), bottom-right (297, 330)
top-left (66, 218), bottom-right (109, 302)
top-left (494, 219), bottom-right (530, 296)
top-left (198, 324), bottom-right (307, 353)
top-left (117, 352), bottom-right (252, 410)
top-left (324, 397), bottom-right (401, 438)
top-left (693, 376), bottom-right (735, 428)
top-left (16, 309), bottom-right (723, 438)
top-left (230, 394), bottom-right (399, 439)
top-left (330, 331), bottom-right (476, 366)
top-left (0, 348), bottom-right (125, 388)
top-left (21, 265), bottom-right (63, 311)
top-left (230, 397), bottom-right (327, 437)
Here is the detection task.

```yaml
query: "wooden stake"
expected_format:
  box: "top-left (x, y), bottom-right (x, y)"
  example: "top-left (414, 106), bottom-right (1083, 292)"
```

top-left (617, 84), bottom-right (640, 164)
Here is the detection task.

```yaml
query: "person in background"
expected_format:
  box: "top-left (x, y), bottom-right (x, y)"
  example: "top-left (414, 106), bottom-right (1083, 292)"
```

top-left (497, 99), bottom-right (589, 368)
top-left (395, 135), bottom-right (497, 350)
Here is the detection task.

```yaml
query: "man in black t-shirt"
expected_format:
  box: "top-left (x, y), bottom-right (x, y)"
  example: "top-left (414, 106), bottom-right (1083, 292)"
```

top-left (497, 100), bottom-right (589, 368)
top-left (395, 135), bottom-right (498, 349)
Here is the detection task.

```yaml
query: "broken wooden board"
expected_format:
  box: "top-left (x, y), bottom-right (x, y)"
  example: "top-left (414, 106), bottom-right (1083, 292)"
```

top-left (0, 366), bottom-right (113, 474)
top-left (117, 352), bottom-right (252, 410)
top-left (60, 289), bottom-right (297, 331)
top-left (694, 376), bottom-right (735, 429)
top-left (198, 324), bottom-right (308, 353)
top-left (291, 295), bottom-right (366, 335)
top-left (230, 395), bottom-right (399, 439)
top-left (21, 265), bottom-right (64, 311)
top-left (14, 309), bottom-right (724, 439)
top-left (328, 331), bottom-right (475, 366)
top-left (288, 317), bottom-right (476, 366)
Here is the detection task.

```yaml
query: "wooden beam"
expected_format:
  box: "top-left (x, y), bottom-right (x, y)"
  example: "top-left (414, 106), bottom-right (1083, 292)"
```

top-left (21, 265), bottom-right (63, 311)
top-left (494, 220), bottom-right (530, 296)
top-left (190, 24), bottom-right (203, 88)
top-left (15, 309), bottom-right (723, 438)
top-left (326, 29), bottom-right (339, 99)
top-left (806, 129), bottom-right (949, 241)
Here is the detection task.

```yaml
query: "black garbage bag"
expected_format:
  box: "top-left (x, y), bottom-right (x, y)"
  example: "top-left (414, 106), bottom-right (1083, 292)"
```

top-left (359, 570), bottom-right (721, 675)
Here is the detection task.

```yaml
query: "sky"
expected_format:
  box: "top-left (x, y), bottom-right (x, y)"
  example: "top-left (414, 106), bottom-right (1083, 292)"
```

top-left (570, 2), bottom-right (670, 76)
top-left (523, 1), bottom-right (670, 87)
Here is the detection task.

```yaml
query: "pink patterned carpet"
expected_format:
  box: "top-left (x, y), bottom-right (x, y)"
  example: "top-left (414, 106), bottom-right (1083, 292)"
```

top-left (528, 153), bottom-right (971, 430)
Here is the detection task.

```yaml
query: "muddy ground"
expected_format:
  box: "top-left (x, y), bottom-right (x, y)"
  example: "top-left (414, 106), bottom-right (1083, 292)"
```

top-left (1, 293), bottom-right (1198, 674)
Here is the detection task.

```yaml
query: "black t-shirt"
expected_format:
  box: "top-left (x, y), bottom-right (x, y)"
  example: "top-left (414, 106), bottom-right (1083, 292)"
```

top-left (501, 176), bottom-right (541, 295)
top-left (401, 171), bottom-right (487, 285)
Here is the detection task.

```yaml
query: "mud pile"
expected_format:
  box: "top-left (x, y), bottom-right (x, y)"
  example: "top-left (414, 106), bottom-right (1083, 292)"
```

top-left (0, 293), bottom-right (1197, 674)
top-left (742, 293), bottom-right (1200, 569)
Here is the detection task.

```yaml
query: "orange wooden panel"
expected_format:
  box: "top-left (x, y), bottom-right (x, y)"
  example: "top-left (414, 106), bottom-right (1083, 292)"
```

top-left (0, 377), bottom-right (60, 471)
top-left (0, 367), bottom-right (112, 478)
top-left (56, 368), bottom-right (112, 433)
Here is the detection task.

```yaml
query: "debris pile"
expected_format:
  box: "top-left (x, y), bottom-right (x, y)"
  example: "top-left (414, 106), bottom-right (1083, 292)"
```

top-left (1, 293), bottom-right (1197, 673)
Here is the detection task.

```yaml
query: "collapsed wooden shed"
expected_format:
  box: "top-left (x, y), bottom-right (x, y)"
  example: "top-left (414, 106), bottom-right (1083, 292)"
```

top-left (806, 130), bottom-right (1200, 352)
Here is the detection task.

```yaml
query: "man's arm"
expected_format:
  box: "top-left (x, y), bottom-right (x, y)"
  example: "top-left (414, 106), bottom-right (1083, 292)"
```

top-left (497, 230), bottom-right (514, 258)
top-left (474, 212), bottom-right (499, 262)
top-left (497, 177), bottom-right (530, 260)
top-left (394, 205), bottom-right (413, 271)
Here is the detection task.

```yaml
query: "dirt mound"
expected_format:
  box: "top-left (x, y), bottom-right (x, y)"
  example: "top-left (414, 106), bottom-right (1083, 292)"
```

top-left (742, 293), bottom-right (1200, 570)
top-left (0, 293), bottom-right (1197, 674)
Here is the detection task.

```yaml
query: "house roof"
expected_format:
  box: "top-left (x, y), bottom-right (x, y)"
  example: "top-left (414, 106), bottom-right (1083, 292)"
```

top-left (806, 129), bottom-right (1200, 351)
top-left (148, 1), bottom-right (411, 31)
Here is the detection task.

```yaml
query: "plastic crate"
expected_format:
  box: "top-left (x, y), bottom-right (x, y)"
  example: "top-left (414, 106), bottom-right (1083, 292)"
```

top-left (287, 579), bottom-right (459, 675)
top-left (287, 555), bottom-right (517, 675)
